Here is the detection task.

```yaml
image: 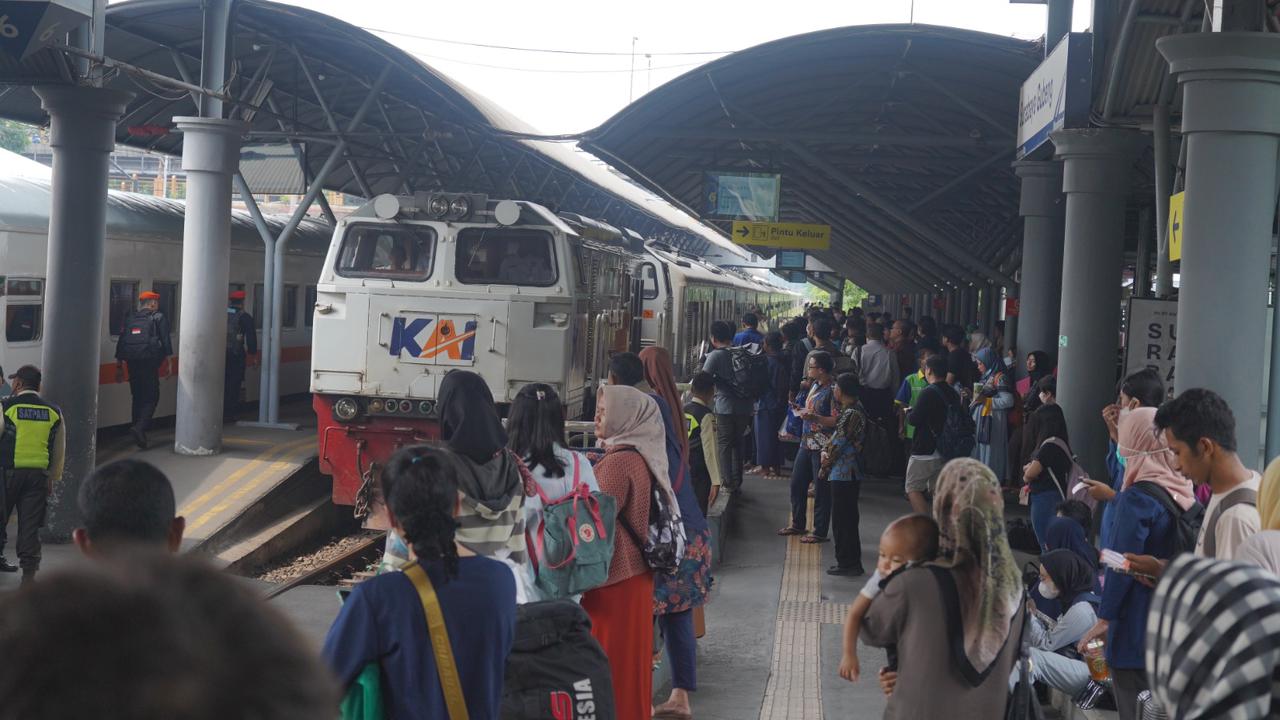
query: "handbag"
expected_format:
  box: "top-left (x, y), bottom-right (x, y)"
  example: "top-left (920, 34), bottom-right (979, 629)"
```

top-left (1004, 593), bottom-right (1045, 720)
top-left (406, 562), bottom-right (471, 720)
top-left (976, 412), bottom-right (993, 445)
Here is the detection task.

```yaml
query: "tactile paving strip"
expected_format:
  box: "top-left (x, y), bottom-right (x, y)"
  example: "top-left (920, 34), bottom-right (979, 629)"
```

top-left (778, 600), bottom-right (852, 625)
top-left (758, 502), bottom-right (827, 720)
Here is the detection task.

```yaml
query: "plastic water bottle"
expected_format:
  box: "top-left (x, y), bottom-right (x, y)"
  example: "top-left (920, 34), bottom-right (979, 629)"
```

top-left (1084, 638), bottom-right (1110, 682)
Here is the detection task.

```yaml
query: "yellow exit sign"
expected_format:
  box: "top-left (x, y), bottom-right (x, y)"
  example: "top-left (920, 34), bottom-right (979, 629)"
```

top-left (731, 221), bottom-right (831, 250)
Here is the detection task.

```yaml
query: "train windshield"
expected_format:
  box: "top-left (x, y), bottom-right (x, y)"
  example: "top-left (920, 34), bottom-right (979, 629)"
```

top-left (455, 228), bottom-right (557, 287)
top-left (335, 224), bottom-right (436, 280)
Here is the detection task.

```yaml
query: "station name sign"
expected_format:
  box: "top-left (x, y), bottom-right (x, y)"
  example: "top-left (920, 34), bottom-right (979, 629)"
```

top-left (1016, 33), bottom-right (1092, 159)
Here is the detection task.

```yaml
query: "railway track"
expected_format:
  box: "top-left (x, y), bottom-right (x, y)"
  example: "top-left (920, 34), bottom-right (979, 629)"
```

top-left (264, 531), bottom-right (386, 599)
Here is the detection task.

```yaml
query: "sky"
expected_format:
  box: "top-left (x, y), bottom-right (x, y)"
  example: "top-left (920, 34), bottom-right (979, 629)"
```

top-left (276, 0), bottom-right (1094, 135)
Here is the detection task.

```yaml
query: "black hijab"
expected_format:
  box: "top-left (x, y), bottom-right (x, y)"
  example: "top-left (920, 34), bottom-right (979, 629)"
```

top-left (1040, 549), bottom-right (1096, 611)
top-left (437, 371), bottom-right (507, 463)
top-left (1027, 351), bottom-right (1054, 385)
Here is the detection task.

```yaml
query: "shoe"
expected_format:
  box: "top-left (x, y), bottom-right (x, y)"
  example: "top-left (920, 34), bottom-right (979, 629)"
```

top-left (130, 427), bottom-right (148, 450)
top-left (0, 558), bottom-right (16, 573)
top-left (826, 566), bottom-right (866, 577)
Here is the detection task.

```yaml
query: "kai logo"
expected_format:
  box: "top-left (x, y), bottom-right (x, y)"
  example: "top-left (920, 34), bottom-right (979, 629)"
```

top-left (389, 316), bottom-right (478, 361)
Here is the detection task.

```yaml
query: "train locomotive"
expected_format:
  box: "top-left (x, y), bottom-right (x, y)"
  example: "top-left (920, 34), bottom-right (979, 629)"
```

top-left (310, 191), bottom-right (800, 516)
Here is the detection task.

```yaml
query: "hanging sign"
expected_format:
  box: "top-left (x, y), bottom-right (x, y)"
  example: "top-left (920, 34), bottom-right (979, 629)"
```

top-left (704, 172), bottom-right (781, 221)
top-left (1005, 297), bottom-right (1020, 317)
top-left (731, 221), bottom-right (830, 250)
top-left (1123, 297), bottom-right (1177, 391)
top-left (1167, 191), bottom-right (1185, 261)
top-left (1016, 32), bottom-right (1093, 159)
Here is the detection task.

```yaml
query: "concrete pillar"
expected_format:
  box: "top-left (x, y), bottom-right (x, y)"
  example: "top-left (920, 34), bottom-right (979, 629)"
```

top-left (1052, 128), bottom-right (1142, 478)
top-left (173, 117), bottom-right (246, 455)
top-left (33, 86), bottom-right (133, 539)
top-left (1159, 33), bottom-right (1280, 467)
top-left (1014, 161), bottom-right (1066, 367)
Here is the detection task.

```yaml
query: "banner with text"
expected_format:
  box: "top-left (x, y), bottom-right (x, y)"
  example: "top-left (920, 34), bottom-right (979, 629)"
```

top-left (1123, 297), bottom-right (1177, 392)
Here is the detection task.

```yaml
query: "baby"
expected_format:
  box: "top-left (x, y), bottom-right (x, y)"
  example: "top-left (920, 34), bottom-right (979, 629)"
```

top-left (838, 513), bottom-right (940, 682)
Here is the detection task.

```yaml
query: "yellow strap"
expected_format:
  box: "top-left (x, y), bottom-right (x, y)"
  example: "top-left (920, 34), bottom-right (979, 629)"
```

top-left (405, 563), bottom-right (470, 720)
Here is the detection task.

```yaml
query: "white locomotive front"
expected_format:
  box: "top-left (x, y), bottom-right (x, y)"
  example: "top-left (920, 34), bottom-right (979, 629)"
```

top-left (311, 192), bottom-right (636, 511)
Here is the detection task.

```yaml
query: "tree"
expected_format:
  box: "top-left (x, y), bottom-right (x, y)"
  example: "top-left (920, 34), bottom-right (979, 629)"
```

top-left (805, 279), bottom-right (869, 309)
top-left (0, 120), bottom-right (35, 154)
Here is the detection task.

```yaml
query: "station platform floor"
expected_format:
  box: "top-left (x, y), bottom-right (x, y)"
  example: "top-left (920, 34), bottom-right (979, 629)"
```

top-left (0, 399), bottom-right (319, 592)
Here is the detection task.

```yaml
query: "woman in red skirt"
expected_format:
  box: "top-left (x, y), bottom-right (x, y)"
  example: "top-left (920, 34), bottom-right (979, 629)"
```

top-left (581, 384), bottom-right (666, 720)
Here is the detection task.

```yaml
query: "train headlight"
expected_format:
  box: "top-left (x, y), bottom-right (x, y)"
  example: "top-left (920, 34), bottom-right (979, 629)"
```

top-left (368, 399), bottom-right (384, 414)
top-left (428, 195), bottom-right (450, 218)
top-left (333, 397), bottom-right (360, 422)
top-left (448, 196), bottom-right (471, 220)
top-left (419, 401), bottom-right (434, 415)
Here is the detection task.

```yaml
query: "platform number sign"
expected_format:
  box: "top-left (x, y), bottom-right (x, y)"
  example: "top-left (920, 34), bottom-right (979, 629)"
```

top-left (0, 1), bottom-right (93, 61)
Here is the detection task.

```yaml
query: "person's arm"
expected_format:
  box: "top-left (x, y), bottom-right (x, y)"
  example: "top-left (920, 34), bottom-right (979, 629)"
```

top-left (703, 415), bottom-right (722, 501)
top-left (157, 314), bottom-right (173, 358)
top-left (989, 384), bottom-right (1016, 411)
top-left (1025, 611), bottom-right (1051, 649)
top-left (839, 590), bottom-right (876, 681)
top-left (1043, 602), bottom-right (1097, 652)
top-left (242, 314), bottom-right (258, 356)
top-left (321, 585), bottom-right (382, 689)
top-left (1023, 459), bottom-right (1044, 483)
top-left (1094, 491), bottom-right (1151, 633)
top-left (47, 418), bottom-right (65, 490)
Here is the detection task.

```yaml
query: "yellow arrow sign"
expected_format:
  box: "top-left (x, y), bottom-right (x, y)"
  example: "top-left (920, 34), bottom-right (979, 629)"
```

top-left (731, 221), bottom-right (831, 250)
top-left (1168, 191), bottom-right (1184, 261)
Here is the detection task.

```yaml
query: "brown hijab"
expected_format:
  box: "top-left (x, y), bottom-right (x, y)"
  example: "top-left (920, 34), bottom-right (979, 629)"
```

top-left (932, 458), bottom-right (1022, 678)
top-left (639, 346), bottom-right (688, 460)
top-left (597, 384), bottom-right (672, 499)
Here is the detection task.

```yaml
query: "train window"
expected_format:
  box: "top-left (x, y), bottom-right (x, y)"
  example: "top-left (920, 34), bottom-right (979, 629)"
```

top-left (455, 228), bottom-right (557, 287)
top-left (5, 305), bottom-right (40, 343)
top-left (336, 224), bottom-right (435, 280)
top-left (305, 286), bottom-right (317, 327)
top-left (640, 263), bottom-right (659, 300)
top-left (283, 285), bottom-right (298, 328)
top-left (4, 279), bottom-right (42, 296)
top-left (153, 282), bottom-right (178, 332)
top-left (252, 284), bottom-right (265, 330)
top-left (108, 280), bottom-right (139, 337)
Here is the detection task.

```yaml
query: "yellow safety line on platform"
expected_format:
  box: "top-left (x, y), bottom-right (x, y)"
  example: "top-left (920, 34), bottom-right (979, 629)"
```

top-left (759, 501), bottom-right (824, 720)
top-left (185, 441), bottom-right (316, 533)
top-left (176, 437), bottom-right (314, 522)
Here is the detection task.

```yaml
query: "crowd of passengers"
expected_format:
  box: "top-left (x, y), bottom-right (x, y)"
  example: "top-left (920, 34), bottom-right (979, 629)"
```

top-left (2, 304), bottom-right (1280, 720)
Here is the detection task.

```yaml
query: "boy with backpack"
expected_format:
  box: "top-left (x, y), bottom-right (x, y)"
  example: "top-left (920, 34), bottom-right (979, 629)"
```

top-left (903, 355), bottom-right (969, 514)
top-left (702, 320), bottom-right (756, 493)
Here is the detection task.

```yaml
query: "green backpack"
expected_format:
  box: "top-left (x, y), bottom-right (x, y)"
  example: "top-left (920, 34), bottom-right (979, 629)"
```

top-left (527, 453), bottom-right (617, 600)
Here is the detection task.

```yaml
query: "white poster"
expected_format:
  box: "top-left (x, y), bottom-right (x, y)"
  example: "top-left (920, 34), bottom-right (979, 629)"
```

top-left (1123, 298), bottom-right (1178, 392)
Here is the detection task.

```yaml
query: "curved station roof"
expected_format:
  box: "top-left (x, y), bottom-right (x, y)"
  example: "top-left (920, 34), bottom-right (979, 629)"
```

top-left (583, 25), bottom-right (1043, 292)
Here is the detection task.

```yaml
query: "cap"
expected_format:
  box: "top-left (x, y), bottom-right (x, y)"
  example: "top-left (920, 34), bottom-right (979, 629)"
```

top-left (229, 290), bottom-right (247, 301)
top-left (139, 291), bottom-right (160, 301)
top-left (8, 365), bottom-right (40, 388)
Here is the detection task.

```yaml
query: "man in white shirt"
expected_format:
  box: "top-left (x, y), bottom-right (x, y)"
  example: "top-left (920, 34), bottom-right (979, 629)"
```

top-left (1154, 388), bottom-right (1260, 560)
top-left (853, 322), bottom-right (900, 423)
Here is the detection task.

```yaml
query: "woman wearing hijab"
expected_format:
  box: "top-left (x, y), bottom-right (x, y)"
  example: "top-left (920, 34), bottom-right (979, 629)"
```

top-left (969, 347), bottom-right (1015, 482)
top-left (1148, 555), bottom-right (1280, 719)
top-left (1044, 516), bottom-right (1098, 571)
top-left (582, 384), bottom-right (664, 720)
top-left (1076, 407), bottom-right (1194, 720)
top-left (433, 371), bottom-right (531, 595)
top-left (638, 348), bottom-right (714, 720)
top-left (967, 331), bottom-right (992, 355)
top-left (1237, 456), bottom-right (1280, 575)
top-left (1021, 404), bottom-right (1074, 549)
top-left (862, 458), bottom-right (1024, 719)
top-left (1012, 549), bottom-right (1099, 697)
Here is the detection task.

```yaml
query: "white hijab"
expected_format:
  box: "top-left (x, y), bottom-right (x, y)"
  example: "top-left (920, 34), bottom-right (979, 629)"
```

top-left (1238, 530), bottom-right (1280, 576)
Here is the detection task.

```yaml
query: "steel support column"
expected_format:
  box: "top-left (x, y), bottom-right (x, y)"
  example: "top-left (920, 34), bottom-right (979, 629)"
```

top-left (197, 0), bottom-right (233, 119)
top-left (33, 86), bottom-right (133, 538)
top-left (235, 172), bottom-right (276, 424)
top-left (1047, 0), bottom-right (1073, 55)
top-left (1014, 160), bottom-right (1066, 370)
top-left (1135, 206), bottom-right (1154, 298)
top-left (1052, 128), bottom-right (1141, 477)
top-left (172, 117), bottom-right (246, 455)
top-left (1158, 33), bottom-right (1280, 466)
top-left (1153, 104), bottom-right (1176, 298)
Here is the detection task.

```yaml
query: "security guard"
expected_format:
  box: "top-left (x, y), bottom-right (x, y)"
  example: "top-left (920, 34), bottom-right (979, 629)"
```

top-left (0, 365), bottom-right (64, 584)
top-left (225, 290), bottom-right (257, 420)
top-left (115, 290), bottom-right (172, 449)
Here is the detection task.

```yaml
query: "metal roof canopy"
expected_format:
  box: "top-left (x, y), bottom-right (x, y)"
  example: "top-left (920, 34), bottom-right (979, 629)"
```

top-left (0, 0), bottom-right (741, 256)
top-left (582, 24), bottom-right (1044, 293)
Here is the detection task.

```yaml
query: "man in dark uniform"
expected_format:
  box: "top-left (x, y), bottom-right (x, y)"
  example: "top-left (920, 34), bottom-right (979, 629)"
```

top-left (0, 365), bottom-right (65, 583)
top-left (225, 290), bottom-right (257, 421)
top-left (115, 290), bottom-right (172, 449)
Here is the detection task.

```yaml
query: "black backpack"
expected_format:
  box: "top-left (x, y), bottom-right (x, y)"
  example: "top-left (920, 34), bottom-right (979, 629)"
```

top-left (725, 345), bottom-right (770, 400)
top-left (860, 418), bottom-right (893, 477)
top-left (117, 312), bottom-right (162, 362)
top-left (501, 600), bottom-right (616, 720)
top-left (934, 388), bottom-right (977, 459)
top-left (1132, 482), bottom-right (1205, 557)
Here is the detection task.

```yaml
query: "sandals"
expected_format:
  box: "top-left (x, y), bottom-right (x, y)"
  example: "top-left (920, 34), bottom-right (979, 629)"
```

top-left (800, 534), bottom-right (829, 544)
top-left (777, 526), bottom-right (804, 536)
top-left (652, 709), bottom-right (693, 720)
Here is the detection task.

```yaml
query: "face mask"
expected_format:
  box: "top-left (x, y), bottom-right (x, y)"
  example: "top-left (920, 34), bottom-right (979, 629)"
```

top-left (1038, 580), bottom-right (1059, 600)
top-left (1118, 445), bottom-right (1171, 462)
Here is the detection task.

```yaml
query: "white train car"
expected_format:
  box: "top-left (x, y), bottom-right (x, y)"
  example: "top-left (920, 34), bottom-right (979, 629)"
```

top-left (639, 243), bottom-right (801, 377)
top-left (0, 178), bottom-right (329, 428)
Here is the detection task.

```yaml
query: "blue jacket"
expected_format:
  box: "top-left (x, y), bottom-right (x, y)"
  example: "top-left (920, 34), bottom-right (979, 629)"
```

top-left (733, 328), bottom-right (764, 347)
top-left (648, 393), bottom-right (708, 534)
top-left (1099, 440), bottom-right (1126, 550)
top-left (1098, 483), bottom-right (1178, 669)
